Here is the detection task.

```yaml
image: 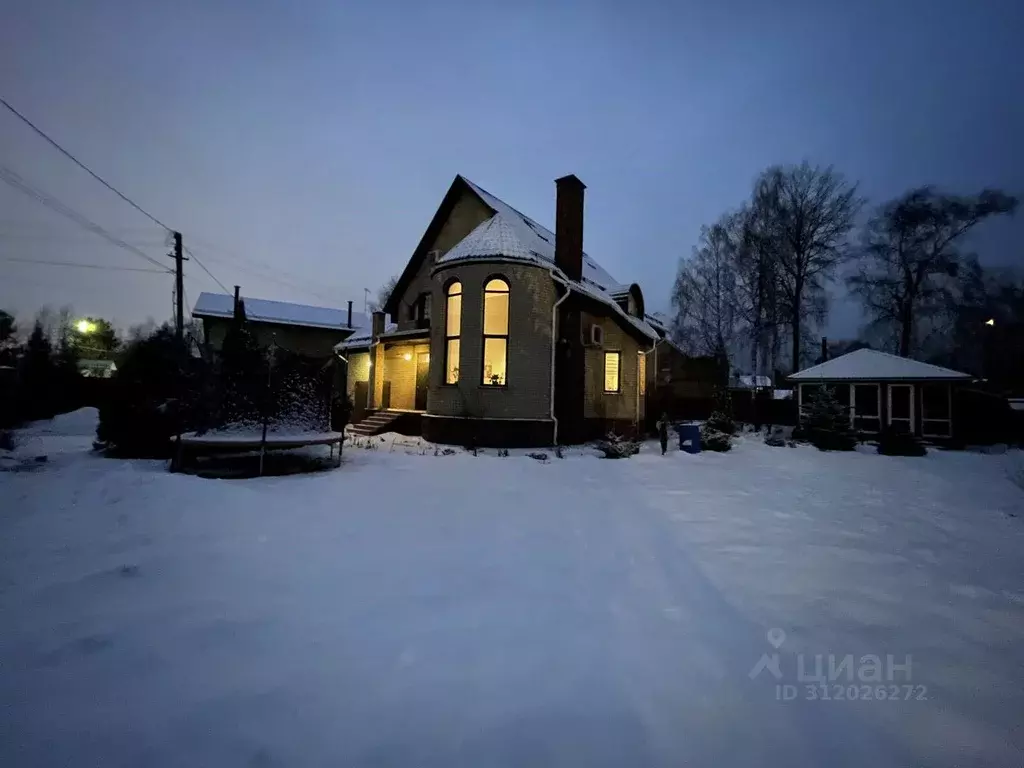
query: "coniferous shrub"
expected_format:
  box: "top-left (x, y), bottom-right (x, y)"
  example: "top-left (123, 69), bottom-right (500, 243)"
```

top-left (595, 431), bottom-right (640, 458)
top-left (877, 425), bottom-right (927, 456)
top-left (700, 423), bottom-right (733, 452)
top-left (96, 325), bottom-right (201, 457)
top-left (800, 386), bottom-right (856, 451)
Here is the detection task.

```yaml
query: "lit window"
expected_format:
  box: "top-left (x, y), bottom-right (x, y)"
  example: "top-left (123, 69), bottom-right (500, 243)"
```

top-left (444, 282), bottom-right (461, 384)
top-left (604, 351), bottom-right (620, 393)
top-left (482, 278), bottom-right (509, 385)
top-left (638, 352), bottom-right (646, 395)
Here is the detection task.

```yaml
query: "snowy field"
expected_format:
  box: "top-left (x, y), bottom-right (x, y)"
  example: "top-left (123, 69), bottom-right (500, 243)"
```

top-left (2, 410), bottom-right (1024, 767)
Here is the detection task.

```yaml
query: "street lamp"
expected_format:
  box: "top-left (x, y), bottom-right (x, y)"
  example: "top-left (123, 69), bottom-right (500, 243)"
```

top-left (76, 320), bottom-right (96, 334)
top-left (985, 318), bottom-right (995, 326)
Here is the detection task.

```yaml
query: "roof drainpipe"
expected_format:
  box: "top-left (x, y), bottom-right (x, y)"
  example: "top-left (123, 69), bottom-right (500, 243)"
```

top-left (641, 337), bottom-right (661, 428)
top-left (549, 269), bottom-right (572, 447)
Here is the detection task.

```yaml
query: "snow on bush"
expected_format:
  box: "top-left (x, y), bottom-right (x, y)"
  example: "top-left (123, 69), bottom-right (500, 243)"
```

top-left (595, 432), bottom-right (640, 459)
top-left (764, 426), bottom-right (787, 447)
top-left (704, 410), bottom-right (736, 437)
top-left (699, 424), bottom-right (732, 452)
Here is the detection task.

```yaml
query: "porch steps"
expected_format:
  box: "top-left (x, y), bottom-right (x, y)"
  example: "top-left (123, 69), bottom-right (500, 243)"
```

top-left (348, 411), bottom-right (403, 437)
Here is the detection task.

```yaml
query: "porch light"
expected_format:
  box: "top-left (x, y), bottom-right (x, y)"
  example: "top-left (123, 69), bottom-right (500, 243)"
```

top-left (403, 352), bottom-right (412, 361)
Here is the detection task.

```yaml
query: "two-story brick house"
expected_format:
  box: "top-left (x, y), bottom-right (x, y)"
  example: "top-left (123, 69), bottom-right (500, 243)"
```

top-left (338, 174), bottom-right (664, 446)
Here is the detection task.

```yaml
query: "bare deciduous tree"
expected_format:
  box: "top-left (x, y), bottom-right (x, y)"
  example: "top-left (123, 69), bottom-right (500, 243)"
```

top-left (671, 219), bottom-right (739, 357)
top-left (848, 187), bottom-right (1018, 356)
top-left (370, 275), bottom-right (400, 314)
top-left (731, 200), bottom-right (785, 377)
top-left (757, 163), bottom-right (862, 372)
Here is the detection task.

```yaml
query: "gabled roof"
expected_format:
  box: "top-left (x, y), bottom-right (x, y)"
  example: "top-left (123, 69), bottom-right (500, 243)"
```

top-left (458, 178), bottom-right (624, 293)
top-left (193, 292), bottom-right (366, 332)
top-left (385, 175), bottom-right (659, 342)
top-left (788, 348), bottom-right (973, 382)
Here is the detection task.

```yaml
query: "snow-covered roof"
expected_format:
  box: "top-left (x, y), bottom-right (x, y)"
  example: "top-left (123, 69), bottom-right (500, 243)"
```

top-left (789, 349), bottom-right (973, 382)
top-left (459, 178), bottom-right (624, 293)
top-left (435, 179), bottom-right (658, 342)
top-left (333, 322), bottom-right (398, 351)
top-left (193, 292), bottom-right (366, 332)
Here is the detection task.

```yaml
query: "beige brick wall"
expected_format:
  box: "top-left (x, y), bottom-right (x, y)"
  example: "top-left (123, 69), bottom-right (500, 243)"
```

top-left (393, 191), bottom-right (493, 331)
top-left (380, 343), bottom-right (430, 410)
top-left (582, 312), bottom-right (645, 422)
top-left (428, 261), bottom-right (558, 420)
top-left (345, 352), bottom-right (371, 400)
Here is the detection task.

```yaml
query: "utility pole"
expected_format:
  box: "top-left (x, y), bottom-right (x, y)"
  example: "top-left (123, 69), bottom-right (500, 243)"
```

top-left (171, 231), bottom-right (187, 341)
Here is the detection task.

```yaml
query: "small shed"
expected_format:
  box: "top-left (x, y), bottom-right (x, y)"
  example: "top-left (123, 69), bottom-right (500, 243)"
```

top-left (788, 349), bottom-right (973, 439)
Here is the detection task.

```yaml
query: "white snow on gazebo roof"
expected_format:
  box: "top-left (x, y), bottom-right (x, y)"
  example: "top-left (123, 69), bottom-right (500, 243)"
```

top-left (789, 349), bottom-right (973, 381)
top-left (193, 293), bottom-right (366, 332)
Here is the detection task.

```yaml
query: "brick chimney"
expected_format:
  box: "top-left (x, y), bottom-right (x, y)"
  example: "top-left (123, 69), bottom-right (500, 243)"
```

top-left (371, 310), bottom-right (385, 339)
top-left (555, 174), bottom-right (585, 282)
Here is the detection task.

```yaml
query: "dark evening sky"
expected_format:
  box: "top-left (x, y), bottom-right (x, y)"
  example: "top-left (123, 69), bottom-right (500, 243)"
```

top-left (2, 0), bottom-right (1021, 337)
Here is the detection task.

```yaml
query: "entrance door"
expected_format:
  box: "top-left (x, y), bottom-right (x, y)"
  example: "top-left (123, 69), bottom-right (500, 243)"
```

top-left (414, 352), bottom-right (429, 411)
top-left (888, 384), bottom-right (914, 433)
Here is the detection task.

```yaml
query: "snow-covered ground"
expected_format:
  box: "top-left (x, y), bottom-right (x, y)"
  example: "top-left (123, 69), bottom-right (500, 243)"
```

top-left (2, 411), bottom-right (1023, 767)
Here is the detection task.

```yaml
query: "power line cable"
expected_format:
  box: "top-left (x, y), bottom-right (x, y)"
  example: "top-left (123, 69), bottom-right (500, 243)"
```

top-left (1, 256), bottom-right (171, 273)
top-left (183, 247), bottom-right (230, 294)
top-left (0, 95), bottom-right (173, 231)
top-left (190, 245), bottom-right (351, 306)
top-left (0, 164), bottom-right (168, 271)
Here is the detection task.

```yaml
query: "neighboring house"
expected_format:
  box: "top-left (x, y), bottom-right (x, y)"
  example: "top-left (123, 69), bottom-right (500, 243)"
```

top-left (78, 359), bottom-right (117, 378)
top-left (338, 174), bottom-right (663, 446)
top-left (788, 349), bottom-right (973, 439)
top-left (193, 292), bottom-right (367, 358)
top-left (730, 374), bottom-right (772, 391)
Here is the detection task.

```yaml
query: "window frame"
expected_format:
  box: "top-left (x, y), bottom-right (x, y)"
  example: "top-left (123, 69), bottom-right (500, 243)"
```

top-left (603, 350), bottom-right (622, 394)
top-left (921, 383), bottom-right (952, 438)
top-left (443, 280), bottom-right (462, 385)
top-left (480, 276), bottom-right (510, 387)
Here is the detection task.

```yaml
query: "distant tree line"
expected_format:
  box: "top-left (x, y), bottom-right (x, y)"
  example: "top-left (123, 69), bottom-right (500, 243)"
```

top-left (671, 162), bottom-right (1020, 390)
top-left (0, 306), bottom-right (202, 429)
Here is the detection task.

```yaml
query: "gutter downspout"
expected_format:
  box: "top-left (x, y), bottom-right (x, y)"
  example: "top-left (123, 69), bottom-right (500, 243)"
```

top-left (549, 269), bottom-right (572, 447)
top-left (641, 337), bottom-right (662, 430)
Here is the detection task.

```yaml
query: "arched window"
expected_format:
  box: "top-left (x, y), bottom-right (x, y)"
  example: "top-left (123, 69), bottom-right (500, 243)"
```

top-left (482, 277), bottom-right (509, 386)
top-left (444, 281), bottom-right (462, 384)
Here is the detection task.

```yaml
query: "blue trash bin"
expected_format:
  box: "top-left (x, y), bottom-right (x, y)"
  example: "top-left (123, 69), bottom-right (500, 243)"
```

top-left (675, 423), bottom-right (701, 454)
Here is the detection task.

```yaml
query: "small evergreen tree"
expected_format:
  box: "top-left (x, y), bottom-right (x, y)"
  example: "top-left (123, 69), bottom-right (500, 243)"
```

top-left (800, 386), bottom-right (856, 451)
top-left (97, 325), bottom-right (200, 457)
top-left (19, 321), bottom-right (56, 420)
top-left (705, 385), bottom-right (736, 435)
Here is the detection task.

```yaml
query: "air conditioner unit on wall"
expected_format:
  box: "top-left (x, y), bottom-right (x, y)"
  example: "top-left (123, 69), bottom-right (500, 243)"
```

top-left (585, 324), bottom-right (604, 347)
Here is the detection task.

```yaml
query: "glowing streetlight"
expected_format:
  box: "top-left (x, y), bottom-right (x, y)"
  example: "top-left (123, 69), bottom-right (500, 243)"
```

top-left (985, 318), bottom-right (995, 326)
top-left (76, 319), bottom-right (96, 334)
